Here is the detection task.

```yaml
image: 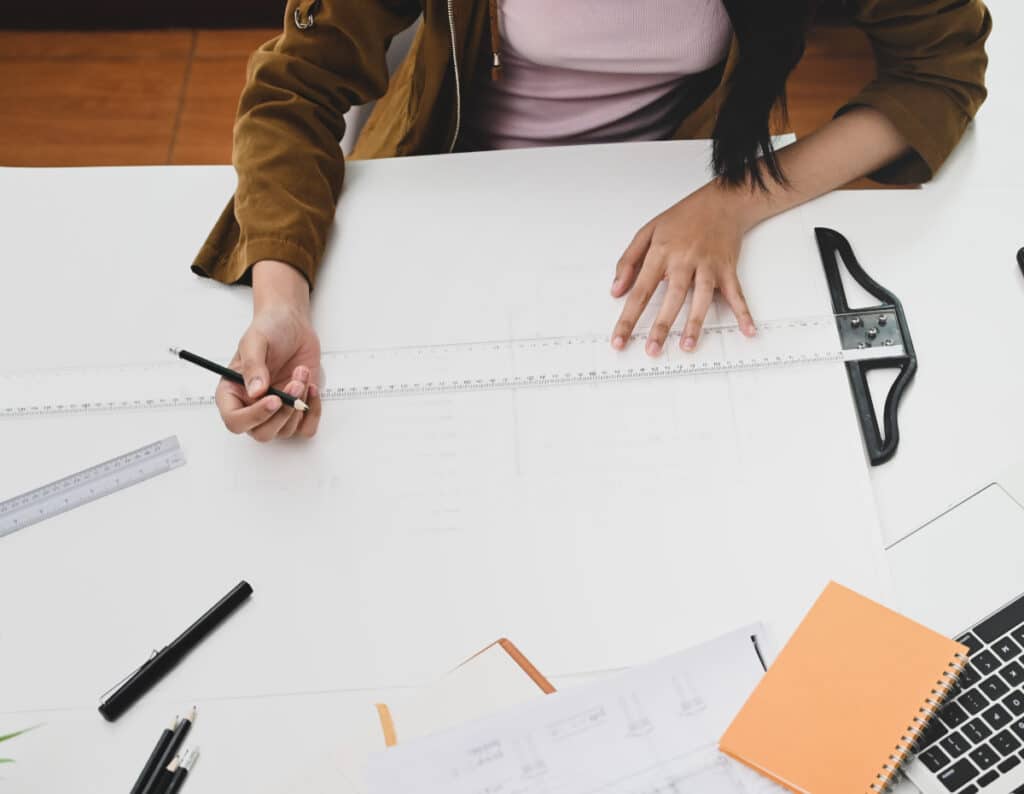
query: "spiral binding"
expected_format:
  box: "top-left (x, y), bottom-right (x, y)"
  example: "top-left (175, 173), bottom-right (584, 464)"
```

top-left (868, 652), bottom-right (969, 793)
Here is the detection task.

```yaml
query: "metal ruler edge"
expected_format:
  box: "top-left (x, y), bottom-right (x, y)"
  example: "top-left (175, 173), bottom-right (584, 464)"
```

top-left (0, 436), bottom-right (186, 538)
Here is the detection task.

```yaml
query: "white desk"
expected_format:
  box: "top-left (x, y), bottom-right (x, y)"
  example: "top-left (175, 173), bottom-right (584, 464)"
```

top-left (3, 9), bottom-right (1024, 784)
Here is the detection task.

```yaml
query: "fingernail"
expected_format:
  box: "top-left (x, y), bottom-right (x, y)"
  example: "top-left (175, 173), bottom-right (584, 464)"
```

top-left (745, 321), bottom-right (757, 336)
top-left (308, 384), bottom-right (319, 399)
top-left (247, 377), bottom-right (264, 396)
top-left (646, 340), bottom-right (662, 356)
top-left (682, 336), bottom-right (696, 351)
top-left (612, 336), bottom-right (625, 350)
top-left (288, 380), bottom-right (304, 397)
top-left (295, 366), bottom-right (310, 382)
top-left (265, 396), bottom-right (281, 412)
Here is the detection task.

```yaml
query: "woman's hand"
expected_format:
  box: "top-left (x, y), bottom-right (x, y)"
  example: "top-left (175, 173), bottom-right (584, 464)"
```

top-left (215, 260), bottom-right (323, 442)
top-left (610, 108), bottom-right (912, 356)
top-left (611, 181), bottom-right (760, 355)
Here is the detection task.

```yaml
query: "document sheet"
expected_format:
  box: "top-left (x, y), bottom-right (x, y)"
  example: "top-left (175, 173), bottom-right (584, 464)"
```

top-left (367, 626), bottom-right (781, 794)
top-left (0, 146), bottom-right (890, 714)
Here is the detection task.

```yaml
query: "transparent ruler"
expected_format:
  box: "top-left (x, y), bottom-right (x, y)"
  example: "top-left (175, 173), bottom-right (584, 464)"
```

top-left (0, 313), bottom-right (904, 418)
top-left (0, 436), bottom-right (186, 538)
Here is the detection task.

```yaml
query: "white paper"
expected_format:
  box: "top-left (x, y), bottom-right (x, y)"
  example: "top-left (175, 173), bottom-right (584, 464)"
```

top-left (367, 626), bottom-right (781, 794)
top-left (0, 144), bottom-right (889, 716)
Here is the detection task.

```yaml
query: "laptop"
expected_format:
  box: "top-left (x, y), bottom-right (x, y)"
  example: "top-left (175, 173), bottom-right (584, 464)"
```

top-left (888, 462), bottom-right (1024, 794)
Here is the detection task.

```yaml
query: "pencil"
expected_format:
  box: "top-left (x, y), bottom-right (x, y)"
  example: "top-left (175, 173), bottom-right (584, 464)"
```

top-left (140, 707), bottom-right (196, 794)
top-left (170, 348), bottom-right (309, 412)
top-left (164, 748), bottom-right (199, 794)
top-left (129, 716), bottom-right (177, 794)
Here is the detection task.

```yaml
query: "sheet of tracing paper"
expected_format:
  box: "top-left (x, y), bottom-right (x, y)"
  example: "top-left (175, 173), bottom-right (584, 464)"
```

top-left (367, 626), bottom-right (781, 794)
top-left (0, 143), bottom-right (889, 715)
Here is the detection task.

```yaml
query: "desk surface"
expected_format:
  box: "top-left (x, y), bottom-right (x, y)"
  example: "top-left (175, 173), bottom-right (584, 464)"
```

top-left (3, 6), bottom-right (1024, 784)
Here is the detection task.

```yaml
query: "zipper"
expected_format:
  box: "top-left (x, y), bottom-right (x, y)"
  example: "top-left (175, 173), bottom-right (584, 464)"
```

top-left (293, 0), bottom-right (320, 30)
top-left (446, 0), bottom-right (462, 153)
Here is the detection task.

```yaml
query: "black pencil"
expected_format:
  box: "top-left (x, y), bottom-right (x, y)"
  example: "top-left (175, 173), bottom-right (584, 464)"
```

top-left (164, 748), bottom-right (199, 794)
top-left (170, 348), bottom-right (309, 412)
top-left (129, 716), bottom-right (177, 794)
top-left (140, 707), bottom-right (196, 794)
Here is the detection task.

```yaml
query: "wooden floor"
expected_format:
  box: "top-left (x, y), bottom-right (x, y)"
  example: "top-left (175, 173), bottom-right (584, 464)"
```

top-left (0, 26), bottom-right (876, 168)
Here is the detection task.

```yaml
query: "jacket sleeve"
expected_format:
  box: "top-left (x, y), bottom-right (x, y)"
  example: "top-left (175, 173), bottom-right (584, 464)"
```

top-left (192, 0), bottom-right (421, 288)
top-left (838, 0), bottom-right (991, 184)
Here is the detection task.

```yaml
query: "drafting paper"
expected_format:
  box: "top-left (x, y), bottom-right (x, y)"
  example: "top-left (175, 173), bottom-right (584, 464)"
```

top-left (367, 626), bottom-right (781, 794)
top-left (0, 144), bottom-right (889, 713)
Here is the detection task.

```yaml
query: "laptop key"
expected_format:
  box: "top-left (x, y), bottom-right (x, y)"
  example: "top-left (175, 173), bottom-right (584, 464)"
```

top-left (971, 743), bottom-right (1000, 770)
top-left (982, 676), bottom-right (1011, 700)
top-left (960, 634), bottom-right (986, 655)
top-left (960, 787), bottom-right (979, 794)
top-left (1013, 718), bottom-right (1024, 741)
top-left (975, 594), bottom-right (1024, 643)
top-left (996, 637), bottom-right (1023, 663)
top-left (962, 665), bottom-right (983, 689)
top-left (921, 746), bottom-right (952, 772)
top-left (1005, 692), bottom-right (1024, 716)
top-left (939, 758), bottom-right (981, 791)
top-left (974, 651), bottom-right (1002, 676)
top-left (962, 689), bottom-right (992, 715)
top-left (984, 704), bottom-right (1012, 731)
top-left (993, 729), bottom-right (1024, 755)
top-left (942, 702), bottom-right (970, 729)
top-left (1011, 625), bottom-right (1024, 648)
top-left (1003, 662), bottom-right (1024, 687)
top-left (965, 718), bottom-right (994, 743)
top-left (942, 731), bottom-right (972, 758)
top-left (977, 769), bottom-right (1000, 787)
top-left (998, 755), bottom-right (1021, 773)
top-left (917, 716), bottom-right (950, 750)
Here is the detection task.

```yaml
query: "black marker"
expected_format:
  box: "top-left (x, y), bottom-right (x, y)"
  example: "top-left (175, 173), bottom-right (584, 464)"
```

top-left (170, 348), bottom-right (309, 412)
top-left (99, 582), bottom-right (253, 721)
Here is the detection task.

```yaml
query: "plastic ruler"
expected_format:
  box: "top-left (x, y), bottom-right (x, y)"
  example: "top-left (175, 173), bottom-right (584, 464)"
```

top-left (0, 436), bottom-right (186, 538)
top-left (0, 313), bottom-right (903, 418)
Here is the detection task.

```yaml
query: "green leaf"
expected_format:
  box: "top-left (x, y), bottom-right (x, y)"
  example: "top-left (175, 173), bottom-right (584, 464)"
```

top-left (0, 727), bottom-right (35, 744)
top-left (0, 759), bottom-right (13, 764)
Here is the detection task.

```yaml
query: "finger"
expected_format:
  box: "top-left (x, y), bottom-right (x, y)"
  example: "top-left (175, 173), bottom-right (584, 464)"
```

top-left (681, 273), bottom-right (716, 351)
top-left (645, 272), bottom-right (692, 356)
top-left (248, 379), bottom-right (304, 443)
top-left (215, 377), bottom-right (247, 419)
top-left (279, 367), bottom-right (311, 439)
top-left (218, 385), bottom-right (283, 435)
top-left (297, 383), bottom-right (323, 438)
top-left (612, 261), bottom-right (663, 350)
top-left (721, 276), bottom-right (756, 337)
top-left (238, 332), bottom-right (271, 398)
top-left (612, 223), bottom-right (654, 297)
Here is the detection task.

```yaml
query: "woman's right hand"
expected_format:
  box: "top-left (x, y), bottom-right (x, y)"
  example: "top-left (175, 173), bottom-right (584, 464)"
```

top-left (215, 260), bottom-right (323, 442)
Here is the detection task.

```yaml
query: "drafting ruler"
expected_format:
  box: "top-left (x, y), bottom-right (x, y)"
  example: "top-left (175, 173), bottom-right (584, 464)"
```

top-left (0, 437), bottom-right (186, 538)
top-left (0, 229), bottom-right (914, 464)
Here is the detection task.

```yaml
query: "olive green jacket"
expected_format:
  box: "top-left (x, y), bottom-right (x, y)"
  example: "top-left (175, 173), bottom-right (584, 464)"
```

top-left (193, 0), bottom-right (991, 289)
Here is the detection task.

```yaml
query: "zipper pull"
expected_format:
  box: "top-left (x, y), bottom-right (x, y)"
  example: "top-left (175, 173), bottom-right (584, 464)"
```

top-left (294, 0), bottom-right (321, 30)
top-left (491, 52), bottom-right (503, 81)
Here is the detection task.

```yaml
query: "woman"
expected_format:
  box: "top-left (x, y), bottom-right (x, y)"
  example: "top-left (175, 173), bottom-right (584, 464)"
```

top-left (194, 0), bottom-right (990, 442)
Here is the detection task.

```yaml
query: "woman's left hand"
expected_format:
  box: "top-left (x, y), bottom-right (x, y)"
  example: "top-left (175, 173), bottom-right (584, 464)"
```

top-left (611, 181), bottom-right (760, 355)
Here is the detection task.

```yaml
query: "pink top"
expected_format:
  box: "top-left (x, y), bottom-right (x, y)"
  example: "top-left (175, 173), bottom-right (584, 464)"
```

top-left (464, 0), bottom-right (733, 150)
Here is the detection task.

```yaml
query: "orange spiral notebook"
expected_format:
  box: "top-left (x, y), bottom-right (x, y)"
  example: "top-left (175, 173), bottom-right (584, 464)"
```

top-left (719, 581), bottom-right (968, 794)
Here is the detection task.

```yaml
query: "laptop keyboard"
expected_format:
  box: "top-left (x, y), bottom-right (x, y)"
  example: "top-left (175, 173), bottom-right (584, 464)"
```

top-left (915, 593), bottom-right (1024, 793)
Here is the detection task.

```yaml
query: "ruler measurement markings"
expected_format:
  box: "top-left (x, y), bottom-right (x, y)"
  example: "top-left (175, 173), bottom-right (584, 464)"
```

top-left (0, 437), bottom-right (186, 538)
top-left (0, 318), bottom-right (878, 418)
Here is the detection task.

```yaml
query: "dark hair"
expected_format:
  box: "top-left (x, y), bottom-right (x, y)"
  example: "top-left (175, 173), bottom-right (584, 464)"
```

top-left (713, 0), bottom-right (815, 190)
